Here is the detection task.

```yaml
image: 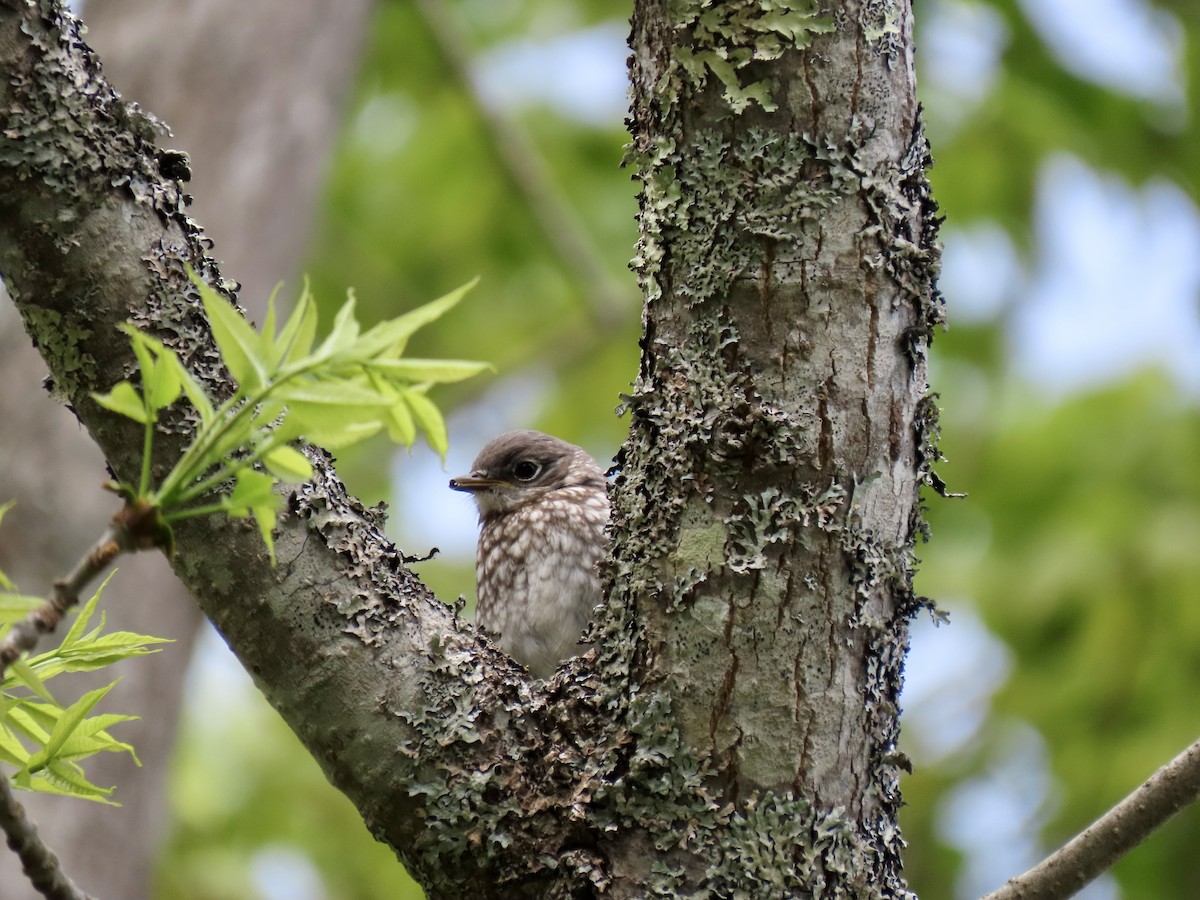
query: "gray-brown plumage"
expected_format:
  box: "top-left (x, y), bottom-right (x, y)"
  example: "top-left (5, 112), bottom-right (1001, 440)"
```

top-left (449, 430), bottom-right (609, 679)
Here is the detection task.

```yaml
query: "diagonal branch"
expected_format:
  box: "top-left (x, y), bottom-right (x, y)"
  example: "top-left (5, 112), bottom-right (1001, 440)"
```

top-left (0, 774), bottom-right (93, 900)
top-left (0, 516), bottom-right (140, 682)
top-left (0, 4), bottom-right (630, 895)
top-left (982, 735), bottom-right (1200, 900)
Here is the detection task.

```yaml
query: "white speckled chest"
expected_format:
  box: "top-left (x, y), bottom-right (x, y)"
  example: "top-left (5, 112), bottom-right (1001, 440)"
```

top-left (475, 484), bottom-right (609, 678)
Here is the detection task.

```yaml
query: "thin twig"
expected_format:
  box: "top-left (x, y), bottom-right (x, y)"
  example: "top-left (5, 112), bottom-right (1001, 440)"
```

top-left (0, 774), bottom-right (95, 900)
top-left (0, 506), bottom-right (150, 900)
top-left (981, 735), bottom-right (1200, 900)
top-left (412, 0), bottom-right (633, 330)
top-left (0, 523), bottom-right (124, 683)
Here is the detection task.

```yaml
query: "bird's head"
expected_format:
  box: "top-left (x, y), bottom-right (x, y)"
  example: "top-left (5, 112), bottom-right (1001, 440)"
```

top-left (449, 430), bottom-right (603, 518)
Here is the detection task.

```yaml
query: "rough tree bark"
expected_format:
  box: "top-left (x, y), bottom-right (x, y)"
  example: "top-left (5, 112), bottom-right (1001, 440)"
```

top-left (0, 0), bottom-right (940, 897)
top-left (0, 1), bottom-right (372, 896)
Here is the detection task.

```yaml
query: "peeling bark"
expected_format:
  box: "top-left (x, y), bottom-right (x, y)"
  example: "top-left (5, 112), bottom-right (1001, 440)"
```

top-left (0, 1), bottom-right (941, 897)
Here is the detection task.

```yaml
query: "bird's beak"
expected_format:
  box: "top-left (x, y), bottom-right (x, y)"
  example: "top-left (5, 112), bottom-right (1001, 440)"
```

top-left (449, 474), bottom-right (503, 493)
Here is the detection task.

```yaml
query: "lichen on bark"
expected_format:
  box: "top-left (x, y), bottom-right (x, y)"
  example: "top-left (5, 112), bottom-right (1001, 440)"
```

top-left (607, 0), bottom-right (943, 893)
top-left (1, 0), bottom-right (945, 895)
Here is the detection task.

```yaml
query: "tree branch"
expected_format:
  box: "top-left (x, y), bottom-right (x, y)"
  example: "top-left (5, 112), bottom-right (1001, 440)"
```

top-left (0, 774), bottom-right (93, 900)
top-left (412, 0), bottom-right (633, 329)
top-left (0, 505), bottom-right (158, 682)
top-left (1, 0), bottom-right (945, 895)
top-left (982, 735), bottom-right (1200, 900)
top-left (0, 4), bottom-right (656, 895)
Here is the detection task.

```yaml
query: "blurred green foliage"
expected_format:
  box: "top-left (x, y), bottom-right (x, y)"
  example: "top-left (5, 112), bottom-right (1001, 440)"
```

top-left (155, 0), bottom-right (1200, 897)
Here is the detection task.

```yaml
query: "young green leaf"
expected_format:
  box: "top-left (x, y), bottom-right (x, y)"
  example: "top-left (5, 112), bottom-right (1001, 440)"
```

top-left (0, 729), bottom-right (25, 767)
top-left (274, 280), bottom-right (319, 368)
top-left (168, 356), bottom-right (216, 425)
top-left (8, 660), bottom-right (54, 703)
top-left (59, 580), bottom-right (105, 651)
top-left (354, 277), bottom-right (479, 359)
top-left (118, 328), bottom-right (179, 411)
top-left (92, 381), bottom-right (150, 424)
top-left (226, 469), bottom-right (279, 513)
top-left (0, 594), bottom-right (42, 623)
top-left (19, 759), bottom-right (116, 804)
top-left (250, 504), bottom-right (279, 566)
top-left (368, 358), bottom-right (492, 384)
top-left (311, 293), bottom-right (362, 363)
top-left (262, 445), bottom-right (314, 483)
top-left (404, 389), bottom-right (449, 460)
top-left (0, 500), bottom-right (13, 590)
top-left (259, 281), bottom-right (284, 363)
top-left (386, 396), bottom-right (417, 446)
top-left (146, 350), bottom-right (183, 413)
top-left (194, 276), bottom-right (268, 392)
top-left (27, 683), bottom-right (116, 772)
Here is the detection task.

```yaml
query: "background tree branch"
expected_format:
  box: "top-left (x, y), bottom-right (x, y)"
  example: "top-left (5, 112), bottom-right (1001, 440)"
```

top-left (982, 734), bottom-right (1200, 900)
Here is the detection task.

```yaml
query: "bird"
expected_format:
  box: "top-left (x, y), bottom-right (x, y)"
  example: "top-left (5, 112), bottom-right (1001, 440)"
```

top-left (449, 430), bottom-right (610, 679)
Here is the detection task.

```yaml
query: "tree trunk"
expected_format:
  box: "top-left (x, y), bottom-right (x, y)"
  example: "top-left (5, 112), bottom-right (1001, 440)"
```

top-left (0, 0), bottom-right (940, 896)
top-left (604, 0), bottom-right (941, 891)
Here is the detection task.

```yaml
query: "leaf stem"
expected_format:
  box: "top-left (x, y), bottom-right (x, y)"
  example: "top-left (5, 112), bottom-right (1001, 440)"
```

top-left (137, 417), bottom-right (154, 498)
top-left (162, 501), bottom-right (231, 523)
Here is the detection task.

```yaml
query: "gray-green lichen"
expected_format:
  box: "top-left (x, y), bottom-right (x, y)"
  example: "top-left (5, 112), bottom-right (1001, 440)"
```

top-left (857, 0), bottom-right (905, 57)
top-left (3, 0), bottom-right (945, 895)
top-left (16, 304), bottom-right (94, 399)
top-left (0, 0), bottom-right (216, 429)
top-left (669, 0), bottom-right (834, 112)
top-left (614, 0), bottom-right (942, 894)
top-left (630, 128), bottom-right (857, 309)
top-left (0, 2), bottom-right (186, 248)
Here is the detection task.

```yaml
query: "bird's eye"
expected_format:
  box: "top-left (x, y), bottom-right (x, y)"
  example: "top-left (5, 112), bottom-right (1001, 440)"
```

top-left (513, 460), bottom-right (541, 481)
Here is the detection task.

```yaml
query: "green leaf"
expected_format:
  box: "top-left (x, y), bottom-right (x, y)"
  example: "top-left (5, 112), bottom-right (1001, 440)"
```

top-left (404, 389), bottom-right (449, 460)
top-left (92, 381), bottom-right (150, 424)
top-left (312, 292), bottom-right (361, 362)
top-left (24, 759), bottom-right (116, 804)
top-left (166, 353), bottom-right (216, 425)
top-left (275, 280), bottom-right (319, 368)
top-left (0, 594), bottom-right (41, 623)
top-left (59, 582), bottom-right (106, 651)
top-left (259, 281), bottom-right (283, 362)
top-left (285, 416), bottom-right (383, 450)
top-left (143, 345), bottom-right (183, 412)
top-left (8, 659), bottom-right (54, 703)
top-left (51, 714), bottom-right (139, 763)
top-left (262, 445), bottom-right (313, 483)
top-left (353, 277), bottom-right (479, 359)
top-left (26, 631), bottom-right (170, 681)
top-left (0, 500), bottom-right (13, 590)
top-left (251, 505), bottom-right (279, 566)
top-left (225, 469), bottom-right (279, 513)
top-left (0, 726), bottom-right (27, 767)
top-left (368, 358), bottom-right (492, 384)
top-left (387, 396), bottom-right (417, 446)
top-left (5, 703), bottom-right (53, 742)
top-left (194, 274), bottom-right (267, 392)
top-left (27, 683), bottom-right (115, 772)
top-left (274, 381), bottom-right (393, 448)
top-left (120, 327), bottom-right (182, 410)
top-left (274, 379), bottom-right (392, 409)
